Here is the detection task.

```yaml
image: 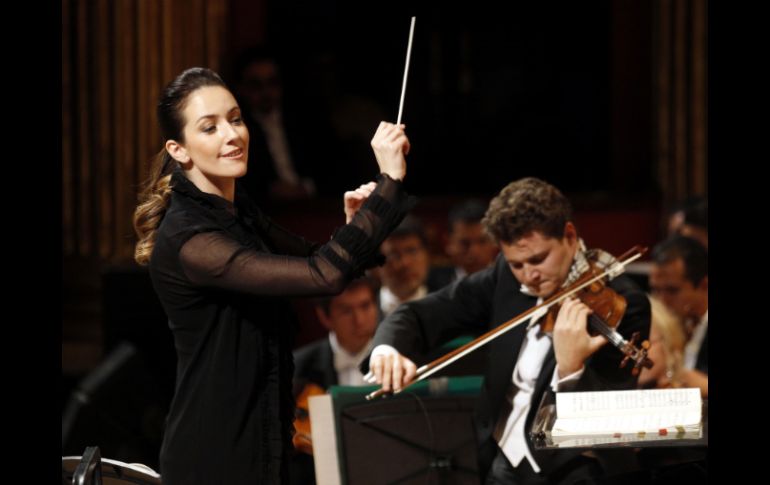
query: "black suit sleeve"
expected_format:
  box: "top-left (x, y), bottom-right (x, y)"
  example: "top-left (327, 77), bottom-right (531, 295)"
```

top-left (370, 262), bottom-right (500, 362)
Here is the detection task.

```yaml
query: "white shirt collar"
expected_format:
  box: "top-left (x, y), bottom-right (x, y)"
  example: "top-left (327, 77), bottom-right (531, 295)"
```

top-left (379, 285), bottom-right (428, 316)
top-left (328, 332), bottom-right (373, 372)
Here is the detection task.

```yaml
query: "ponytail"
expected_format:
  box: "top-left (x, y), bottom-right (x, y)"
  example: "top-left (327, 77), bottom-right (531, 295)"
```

top-left (133, 150), bottom-right (175, 265)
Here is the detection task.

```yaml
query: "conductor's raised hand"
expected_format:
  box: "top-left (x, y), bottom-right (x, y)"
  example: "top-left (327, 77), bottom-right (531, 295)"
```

top-left (370, 122), bottom-right (409, 181)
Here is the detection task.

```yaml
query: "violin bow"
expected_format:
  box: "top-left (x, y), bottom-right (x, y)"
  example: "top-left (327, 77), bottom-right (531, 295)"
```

top-left (365, 246), bottom-right (648, 400)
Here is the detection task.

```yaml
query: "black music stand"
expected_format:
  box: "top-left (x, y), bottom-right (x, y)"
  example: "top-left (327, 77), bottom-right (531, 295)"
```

top-left (328, 376), bottom-right (483, 485)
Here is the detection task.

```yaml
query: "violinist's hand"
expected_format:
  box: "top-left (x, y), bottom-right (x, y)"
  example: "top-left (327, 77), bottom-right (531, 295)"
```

top-left (343, 181), bottom-right (377, 224)
top-left (370, 122), bottom-right (409, 181)
top-left (365, 345), bottom-right (417, 393)
top-left (552, 297), bottom-right (608, 378)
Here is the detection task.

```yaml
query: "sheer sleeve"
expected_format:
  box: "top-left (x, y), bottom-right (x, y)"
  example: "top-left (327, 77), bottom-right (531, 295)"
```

top-left (179, 174), bottom-right (414, 297)
top-left (258, 220), bottom-right (320, 257)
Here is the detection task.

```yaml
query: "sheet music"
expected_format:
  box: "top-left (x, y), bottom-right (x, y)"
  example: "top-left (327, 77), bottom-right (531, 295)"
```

top-left (552, 388), bottom-right (701, 436)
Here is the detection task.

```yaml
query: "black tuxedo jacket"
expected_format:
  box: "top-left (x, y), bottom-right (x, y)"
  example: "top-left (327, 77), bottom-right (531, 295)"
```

top-left (293, 337), bottom-right (338, 392)
top-left (368, 253), bottom-right (651, 480)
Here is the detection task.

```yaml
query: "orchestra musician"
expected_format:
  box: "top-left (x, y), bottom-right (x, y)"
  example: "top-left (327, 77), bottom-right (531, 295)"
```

top-left (365, 177), bottom-right (651, 484)
top-left (290, 277), bottom-right (380, 483)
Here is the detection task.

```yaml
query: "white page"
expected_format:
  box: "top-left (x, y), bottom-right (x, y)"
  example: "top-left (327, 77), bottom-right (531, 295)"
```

top-left (551, 388), bottom-right (702, 435)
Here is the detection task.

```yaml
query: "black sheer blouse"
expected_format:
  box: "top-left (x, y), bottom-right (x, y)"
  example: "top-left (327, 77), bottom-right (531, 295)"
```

top-left (149, 167), bottom-right (413, 484)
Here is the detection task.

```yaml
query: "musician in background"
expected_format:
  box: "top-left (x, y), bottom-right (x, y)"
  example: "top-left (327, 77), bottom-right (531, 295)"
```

top-left (294, 277), bottom-right (380, 391)
top-left (430, 198), bottom-right (499, 289)
top-left (649, 235), bottom-right (708, 397)
top-left (376, 216), bottom-right (440, 317)
top-left (366, 177), bottom-right (651, 484)
top-left (291, 277), bottom-right (380, 485)
top-left (233, 48), bottom-right (337, 203)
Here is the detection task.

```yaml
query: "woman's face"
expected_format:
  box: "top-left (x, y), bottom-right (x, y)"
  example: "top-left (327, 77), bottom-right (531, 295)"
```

top-left (170, 86), bottom-right (250, 190)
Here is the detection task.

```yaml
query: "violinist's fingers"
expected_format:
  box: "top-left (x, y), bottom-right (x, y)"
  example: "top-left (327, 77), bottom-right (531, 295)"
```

top-left (392, 358), bottom-right (418, 394)
top-left (564, 299), bottom-right (590, 329)
top-left (588, 333), bottom-right (609, 353)
top-left (392, 358), bottom-right (404, 392)
top-left (381, 354), bottom-right (393, 393)
top-left (555, 297), bottom-right (580, 330)
top-left (553, 298), bottom-right (593, 352)
top-left (558, 297), bottom-right (574, 320)
top-left (370, 355), bottom-right (384, 385)
top-left (574, 303), bottom-right (592, 329)
top-left (403, 360), bottom-right (417, 386)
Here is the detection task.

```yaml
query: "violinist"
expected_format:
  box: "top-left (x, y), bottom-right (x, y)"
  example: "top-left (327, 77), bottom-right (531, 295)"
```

top-left (366, 177), bottom-right (651, 485)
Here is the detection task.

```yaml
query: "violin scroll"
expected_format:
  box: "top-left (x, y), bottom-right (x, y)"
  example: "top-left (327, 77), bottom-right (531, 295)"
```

top-left (619, 331), bottom-right (654, 375)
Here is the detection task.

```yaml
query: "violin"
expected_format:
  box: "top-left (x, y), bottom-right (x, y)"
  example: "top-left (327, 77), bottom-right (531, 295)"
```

top-left (366, 245), bottom-right (653, 400)
top-left (293, 381), bottom-right (326, 455)
top-left (541, 261), bottom-right (653, 374)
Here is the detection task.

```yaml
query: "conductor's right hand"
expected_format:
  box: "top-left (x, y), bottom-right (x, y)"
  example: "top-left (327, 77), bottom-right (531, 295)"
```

top-left (365, 345), bottom-right (417, 393)
top-left (370, 122), bottom-right (409, 181)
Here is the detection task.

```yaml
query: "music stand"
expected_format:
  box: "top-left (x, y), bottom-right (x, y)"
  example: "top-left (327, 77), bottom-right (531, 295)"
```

top-left (311, 376), bottom-right (483, 485)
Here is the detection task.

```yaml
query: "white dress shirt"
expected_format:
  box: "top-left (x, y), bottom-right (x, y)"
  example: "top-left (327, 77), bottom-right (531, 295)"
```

top-left (329, 332), bottom-right (373, 386)
top-left (491, 292), bottom-right (583, 473)
top-left (683, 311), bottom-right (708, 370)
top-left (379, 285), bottom-right (428, 317)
